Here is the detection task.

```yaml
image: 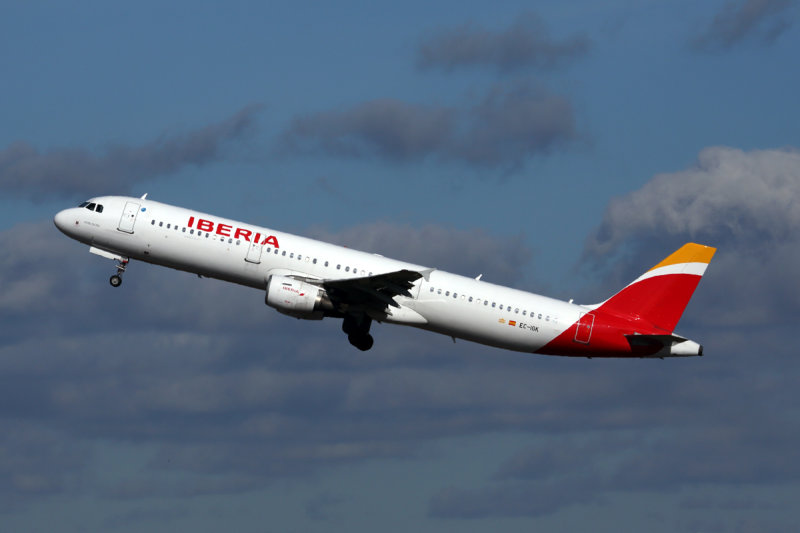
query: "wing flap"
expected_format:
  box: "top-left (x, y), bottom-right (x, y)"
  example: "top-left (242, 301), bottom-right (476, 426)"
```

top-left (322, 269), bottom-right (429, 317)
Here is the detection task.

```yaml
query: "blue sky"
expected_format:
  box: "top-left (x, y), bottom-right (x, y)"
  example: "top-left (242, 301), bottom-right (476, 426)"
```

top-left (2, 1), bottom-right (800, 531)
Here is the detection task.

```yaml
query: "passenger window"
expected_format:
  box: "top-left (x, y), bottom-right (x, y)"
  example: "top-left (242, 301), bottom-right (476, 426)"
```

top-left (453, 293), bottom-right (457, 298)
top-left (167, 224), bottom-right (171, 229)
top-left (492, 302), bottom-right (496, 308)
top-left (151, 220), bottom-right (155, 225)
top-left (182, 227), bottom-right (186, 232)
top-left (437, 289), bottom-right (442, 295)
top-left (290, 253), bottom-right (294, 259)
top-left (337, 265), bottom-right (341, 270)
top-left (159, 221), bottom-right (164, 227)
top-left (468, 296), bottom-right (473, 302)
top-left (430, 287), bottom-right (434, 292)
top-left (313, 258), bottom-right (317, 264)
top-left (538, 314), bottom-right (542, 319)
top-left (523, 310), bottom-right (527, 316)
top-left (515, 308), bottom-right (519, 314)
top-left (325, 261), bottom-right (329, 267)
top-left (445, 291), bottom-right (450, 296)
top-left (345, 266), bottom-right (350, 272)
top-left (282, 251), bottom-right (287, 256)
top-left (297, 255), bottom-right (301, 260)
top-left (484, 301), bottom-right (488, 306)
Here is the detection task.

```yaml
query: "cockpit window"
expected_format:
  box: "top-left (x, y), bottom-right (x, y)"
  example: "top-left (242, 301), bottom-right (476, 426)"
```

top-left (78, 202), bottom-right (104, 212)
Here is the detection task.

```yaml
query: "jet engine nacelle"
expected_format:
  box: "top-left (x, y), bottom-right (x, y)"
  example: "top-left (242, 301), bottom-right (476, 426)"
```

top-left (265, 275), bottom-right (332, 320)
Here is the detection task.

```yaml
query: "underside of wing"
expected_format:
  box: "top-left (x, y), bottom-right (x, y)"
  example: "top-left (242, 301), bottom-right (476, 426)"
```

top-left (322, 268), bottom-right (432, 319)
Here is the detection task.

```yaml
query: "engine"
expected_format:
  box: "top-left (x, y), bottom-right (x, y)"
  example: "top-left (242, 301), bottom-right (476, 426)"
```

top-left (265, 275), bottom-right (333, 319)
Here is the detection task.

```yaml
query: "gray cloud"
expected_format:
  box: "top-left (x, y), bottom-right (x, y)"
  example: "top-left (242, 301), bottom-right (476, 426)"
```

top-left (453, 82), bottom-right (576, 168)
top-left (417, 12), bottom-right (590, 73)
top-left (278, 82), bottom-right (577, 170)
top-left (692, 0), bottom-right (795, 51)
top-left (0, 105), bottom-right (260, 199)
top-left (430, 413), bottom-right (800, 519)
top-left (279, 99), bottom-right (455, 162)
top-left (0, 423), bottom-right (89, 507)
top-left (5, 196), bottom-right (800, 528)
top-left (429, 478), bottom-right (601, 519)
top-left (587, 147), bottom-right (800, 254)
top-left (583, 146), bottom-right (800, 326)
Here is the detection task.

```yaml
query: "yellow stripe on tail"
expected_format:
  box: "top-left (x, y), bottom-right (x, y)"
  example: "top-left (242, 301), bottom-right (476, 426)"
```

top-left (647, 243), bottom-right (716, 272)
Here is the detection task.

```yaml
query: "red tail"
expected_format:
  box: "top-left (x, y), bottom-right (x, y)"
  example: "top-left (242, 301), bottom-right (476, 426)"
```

top-left (596, 243), bottom-right (716, 332)
top-left (536, 243), bottom-right (715, 358)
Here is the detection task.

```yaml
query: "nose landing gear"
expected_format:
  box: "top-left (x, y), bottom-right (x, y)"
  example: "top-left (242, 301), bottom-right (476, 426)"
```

top-left (109, 257), bottom-right (129, 287)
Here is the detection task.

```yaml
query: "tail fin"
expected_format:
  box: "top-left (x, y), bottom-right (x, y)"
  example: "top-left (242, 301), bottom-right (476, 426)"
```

top-left (595, 243), bottom-right (716, 333)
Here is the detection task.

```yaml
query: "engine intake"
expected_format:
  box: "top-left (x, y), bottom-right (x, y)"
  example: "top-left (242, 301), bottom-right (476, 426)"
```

top-left (265, 275), bottom-right (333, 319)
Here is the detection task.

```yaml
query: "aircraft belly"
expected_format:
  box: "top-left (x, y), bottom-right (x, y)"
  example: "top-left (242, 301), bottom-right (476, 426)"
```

top-left (414, 299), bottom-right (561, 353)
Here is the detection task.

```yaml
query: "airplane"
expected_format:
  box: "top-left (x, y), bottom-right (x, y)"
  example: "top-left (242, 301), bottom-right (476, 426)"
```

top-left (54, 195), bottom-right (715, 357)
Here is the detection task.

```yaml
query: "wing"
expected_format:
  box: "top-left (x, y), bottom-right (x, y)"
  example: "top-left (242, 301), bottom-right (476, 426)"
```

top-left (322, 269), bottom-right (432, 319)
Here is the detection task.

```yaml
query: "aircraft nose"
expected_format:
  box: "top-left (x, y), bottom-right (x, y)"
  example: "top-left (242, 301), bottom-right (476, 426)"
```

top-left (53, 209), bottom-right (74, 234)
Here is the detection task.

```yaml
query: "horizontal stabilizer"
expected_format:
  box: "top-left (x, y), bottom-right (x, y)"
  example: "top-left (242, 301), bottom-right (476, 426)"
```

top-left (625, 333), bottom-right (703, 357)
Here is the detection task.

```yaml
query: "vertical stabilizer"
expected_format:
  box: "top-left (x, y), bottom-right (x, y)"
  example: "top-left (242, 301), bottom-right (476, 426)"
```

top-left (595, 243), bottom-right (716, 332)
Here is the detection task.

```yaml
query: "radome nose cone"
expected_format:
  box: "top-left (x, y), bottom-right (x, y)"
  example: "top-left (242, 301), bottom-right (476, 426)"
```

top-left (53, 209), bottom-right (71, 234)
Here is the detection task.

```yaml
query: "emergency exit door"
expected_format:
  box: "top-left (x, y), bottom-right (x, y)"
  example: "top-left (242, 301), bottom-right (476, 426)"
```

top-left (245, 240), bottom-right (263, 264)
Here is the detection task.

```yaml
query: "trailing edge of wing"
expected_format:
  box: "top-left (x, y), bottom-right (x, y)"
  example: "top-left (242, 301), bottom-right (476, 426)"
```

top-left (323, 269), bottom-right (431, 315)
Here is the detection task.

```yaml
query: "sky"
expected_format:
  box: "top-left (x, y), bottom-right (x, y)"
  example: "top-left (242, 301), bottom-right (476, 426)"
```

top-left (1, 0), bottom-right (800, 531)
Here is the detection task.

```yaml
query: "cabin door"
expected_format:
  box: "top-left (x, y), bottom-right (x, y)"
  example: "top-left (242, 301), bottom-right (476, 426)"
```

top-left (574, 312), bottom-right (594, 344)
top-left (117, 202), bottom-right (140, 233)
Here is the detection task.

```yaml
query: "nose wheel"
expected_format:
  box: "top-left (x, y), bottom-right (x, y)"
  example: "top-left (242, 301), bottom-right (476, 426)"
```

top-left (109, 257), bottom-right (129, 288)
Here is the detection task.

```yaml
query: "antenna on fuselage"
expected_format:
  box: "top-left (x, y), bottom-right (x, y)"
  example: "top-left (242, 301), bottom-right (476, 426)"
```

top-left (140, 193), bottom-right (148, 199)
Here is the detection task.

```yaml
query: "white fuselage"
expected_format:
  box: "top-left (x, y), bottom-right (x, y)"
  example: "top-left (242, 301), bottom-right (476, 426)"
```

top-left (55, 196), bottom-right (582, 353)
